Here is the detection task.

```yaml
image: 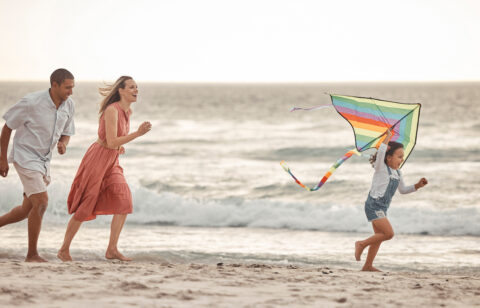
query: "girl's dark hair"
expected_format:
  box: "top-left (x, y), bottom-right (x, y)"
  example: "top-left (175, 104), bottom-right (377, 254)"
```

top-left (369, 141), bottom-right (404, 167)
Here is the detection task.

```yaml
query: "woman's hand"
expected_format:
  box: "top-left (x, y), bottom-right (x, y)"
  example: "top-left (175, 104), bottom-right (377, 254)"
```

top-left (118, 146), bottom-right (125, 155)
top-left (415, 178), bottom-right (428, 190)
top-left (136, 121), bottom-right (152, 136)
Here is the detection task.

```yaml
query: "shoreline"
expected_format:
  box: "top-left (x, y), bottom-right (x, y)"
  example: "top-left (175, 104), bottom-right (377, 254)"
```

top-left (1, 260), bottom-right (479, 307)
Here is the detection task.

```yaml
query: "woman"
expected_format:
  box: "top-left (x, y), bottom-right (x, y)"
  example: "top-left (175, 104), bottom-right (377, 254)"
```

top-left (58, 76), bottom-right (151, 261)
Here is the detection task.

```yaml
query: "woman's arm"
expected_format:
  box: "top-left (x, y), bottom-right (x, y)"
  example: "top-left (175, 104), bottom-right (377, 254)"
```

top-left (104, 106), bottom-right (151, 149)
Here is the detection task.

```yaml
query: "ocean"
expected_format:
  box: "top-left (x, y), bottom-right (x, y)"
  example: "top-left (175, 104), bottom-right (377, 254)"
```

top-left (0, 82), bottom-right (479, 273)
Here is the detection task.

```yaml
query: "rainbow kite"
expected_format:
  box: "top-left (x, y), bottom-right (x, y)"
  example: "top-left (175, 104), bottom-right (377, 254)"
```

top-left (281, 94), bottom-right (421, 191)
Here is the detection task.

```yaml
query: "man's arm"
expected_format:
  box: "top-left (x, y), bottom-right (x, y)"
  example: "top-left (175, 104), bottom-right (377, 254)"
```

top-left (57, 135), bottom-right (70, 155)
top-left (0, 124), bottom-right (12, 177)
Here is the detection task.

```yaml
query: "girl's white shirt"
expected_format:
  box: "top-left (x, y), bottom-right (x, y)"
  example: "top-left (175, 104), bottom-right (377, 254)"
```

top-left (369, 143), bottom-right (416, 198)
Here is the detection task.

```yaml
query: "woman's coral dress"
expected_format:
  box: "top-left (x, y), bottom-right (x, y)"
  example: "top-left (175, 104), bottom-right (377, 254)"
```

top-left (67, 103), bottom-right (133, 221)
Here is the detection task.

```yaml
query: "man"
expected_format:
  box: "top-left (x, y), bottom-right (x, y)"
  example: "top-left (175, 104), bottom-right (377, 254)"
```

top-left (0, 68), bottom-right (75, 262)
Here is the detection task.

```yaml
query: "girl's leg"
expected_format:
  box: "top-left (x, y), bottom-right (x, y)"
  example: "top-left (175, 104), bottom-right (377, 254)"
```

top-left (362, 221), bottom-right (391, 271)
top-left (57, 216), bottom-right (83, 262)
top-left (105, 214), bottom-right (131, 261)
top-left (355, 218), bottom-right (394, 263)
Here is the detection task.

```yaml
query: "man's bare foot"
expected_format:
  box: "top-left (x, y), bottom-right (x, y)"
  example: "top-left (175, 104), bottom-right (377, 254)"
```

top-left (355, 241), bottom-right (365, 261)
top-left (106, 249), bottom-right (132, 261)
top-left (361, 266), bottom-right (381, 272)
top-left (57, 249), bottom-right (73, 262)
top-left (25, 254), bottom-right (48, 262)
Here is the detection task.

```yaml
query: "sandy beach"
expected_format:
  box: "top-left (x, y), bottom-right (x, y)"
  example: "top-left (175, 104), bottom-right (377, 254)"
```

top-left (0, 260), bottom-right (479, 307)
top-left (1, 82), bottom-right (480, 307)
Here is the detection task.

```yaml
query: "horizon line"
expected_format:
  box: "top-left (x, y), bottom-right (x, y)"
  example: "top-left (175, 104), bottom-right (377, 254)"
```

top-left (1, 79), bottom-right (480, 84)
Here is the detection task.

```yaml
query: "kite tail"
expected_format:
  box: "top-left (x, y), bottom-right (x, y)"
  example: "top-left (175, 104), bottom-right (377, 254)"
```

top-left (280, 148), bottom-right (360, 191)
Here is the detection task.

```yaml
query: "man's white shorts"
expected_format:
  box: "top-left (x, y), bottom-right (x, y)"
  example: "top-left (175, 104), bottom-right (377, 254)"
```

top-left (13, 163), bottom-right (50, 197)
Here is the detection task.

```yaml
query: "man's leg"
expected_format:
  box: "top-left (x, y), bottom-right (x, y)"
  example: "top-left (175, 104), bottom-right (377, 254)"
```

top-left (0, 195), bottom-right (33, 227)
top-left (25, 192), bottom-right (48, 262)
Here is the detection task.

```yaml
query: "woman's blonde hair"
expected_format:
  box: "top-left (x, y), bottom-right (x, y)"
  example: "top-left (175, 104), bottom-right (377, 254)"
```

top-left (98, 76), bottom-right (133, 114)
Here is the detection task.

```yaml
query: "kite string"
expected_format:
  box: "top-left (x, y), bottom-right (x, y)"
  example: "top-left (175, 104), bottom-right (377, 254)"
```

top-left (289, 104), bottom-right (331, 112)
top-left (280, 148), bottom-right (360, 191)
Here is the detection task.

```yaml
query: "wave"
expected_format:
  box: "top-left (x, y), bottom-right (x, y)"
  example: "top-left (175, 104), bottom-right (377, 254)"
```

top-left (0, 179), bottom-right (478, 236)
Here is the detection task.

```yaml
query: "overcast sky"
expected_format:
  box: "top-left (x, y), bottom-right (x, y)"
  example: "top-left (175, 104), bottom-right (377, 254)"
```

top-left (1, 0), bottom-right (479, 82)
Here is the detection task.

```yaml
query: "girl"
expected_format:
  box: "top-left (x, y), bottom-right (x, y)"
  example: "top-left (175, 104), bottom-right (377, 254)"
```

top-left (355, 129), bottom-right (427, 271)
top-left (57, 76), bottom-right (152, 262)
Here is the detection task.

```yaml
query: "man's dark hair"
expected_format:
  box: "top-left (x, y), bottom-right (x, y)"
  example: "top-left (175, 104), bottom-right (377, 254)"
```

top-left (50, 68), bottom-right (74, 86)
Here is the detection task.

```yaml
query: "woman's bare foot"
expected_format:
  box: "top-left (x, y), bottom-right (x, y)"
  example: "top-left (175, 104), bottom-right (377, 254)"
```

top-left (25, 254), bottom-right (48, 262)
top-left (361, 265), bottom-right (381, 272)
top-left (106, 249), bottom-right (132, 261)
top-left (57, 249), bottom-right (73, 262)
top-left (355, 241), bottom-right (365, 261)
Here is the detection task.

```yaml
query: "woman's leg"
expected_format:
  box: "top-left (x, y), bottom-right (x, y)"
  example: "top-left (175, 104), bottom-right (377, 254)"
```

top-left (355, 218), bottom-right (394, 265)
top-left (57, 216), bottom-right (83, 262)
top-left (105, 214), bottom-right (131, 261)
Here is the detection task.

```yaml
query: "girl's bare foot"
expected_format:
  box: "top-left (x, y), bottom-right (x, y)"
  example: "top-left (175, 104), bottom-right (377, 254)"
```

top-left (57, 249), bottom-right (73, 262)
top-left (25, 254), bottom-right (48, 262)
top-left (355, 241), bottom-right (365, 261)
top-left (361, 266), bottom-right (381, 272)
top-left (106, 249), bottom-right (132, 261)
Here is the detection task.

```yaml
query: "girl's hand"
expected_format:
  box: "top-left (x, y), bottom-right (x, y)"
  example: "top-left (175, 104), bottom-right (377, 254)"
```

top-left (386, 128), bottom-right (392, 137)
top-left (382, 127), bottom-right (393, 145)
top-left (136, 121), bottom-right (152, 136)
top-left (118, 146), bottom-right (125, 155)
top-left (415, 178), bottom-right (428, 190)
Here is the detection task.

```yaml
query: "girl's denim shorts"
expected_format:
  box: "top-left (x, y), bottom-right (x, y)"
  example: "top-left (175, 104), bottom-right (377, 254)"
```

top-left (364, 195), bottom-right (388, 222)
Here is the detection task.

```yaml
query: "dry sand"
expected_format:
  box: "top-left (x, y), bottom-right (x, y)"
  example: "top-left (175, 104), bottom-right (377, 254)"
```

top-left (0, 260), bottom-right (479, 307)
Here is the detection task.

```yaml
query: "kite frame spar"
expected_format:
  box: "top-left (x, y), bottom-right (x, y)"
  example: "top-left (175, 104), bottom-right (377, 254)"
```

top-left (281, 94), bottom-right (421, 191)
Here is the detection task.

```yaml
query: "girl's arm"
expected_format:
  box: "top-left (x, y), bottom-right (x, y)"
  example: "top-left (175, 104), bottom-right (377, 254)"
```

top-left (374, 129), bottom-right (393, 171)
top-left (104, 106), bottom-right (151, 149)
top-left (398, 176), bottom-right (416, 194)
top-left (398, 175), bottom-right (428, 194)
top-left (382, 128), bottom-right (392, 145)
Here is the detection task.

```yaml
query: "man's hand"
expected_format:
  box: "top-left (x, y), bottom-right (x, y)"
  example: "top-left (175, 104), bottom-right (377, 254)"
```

top-left (0, 157), bottom-right (9, 177)
top-left (57, 141), bottom-right (67, 155)
top-left (119, 146), bottom-right (125, 155)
